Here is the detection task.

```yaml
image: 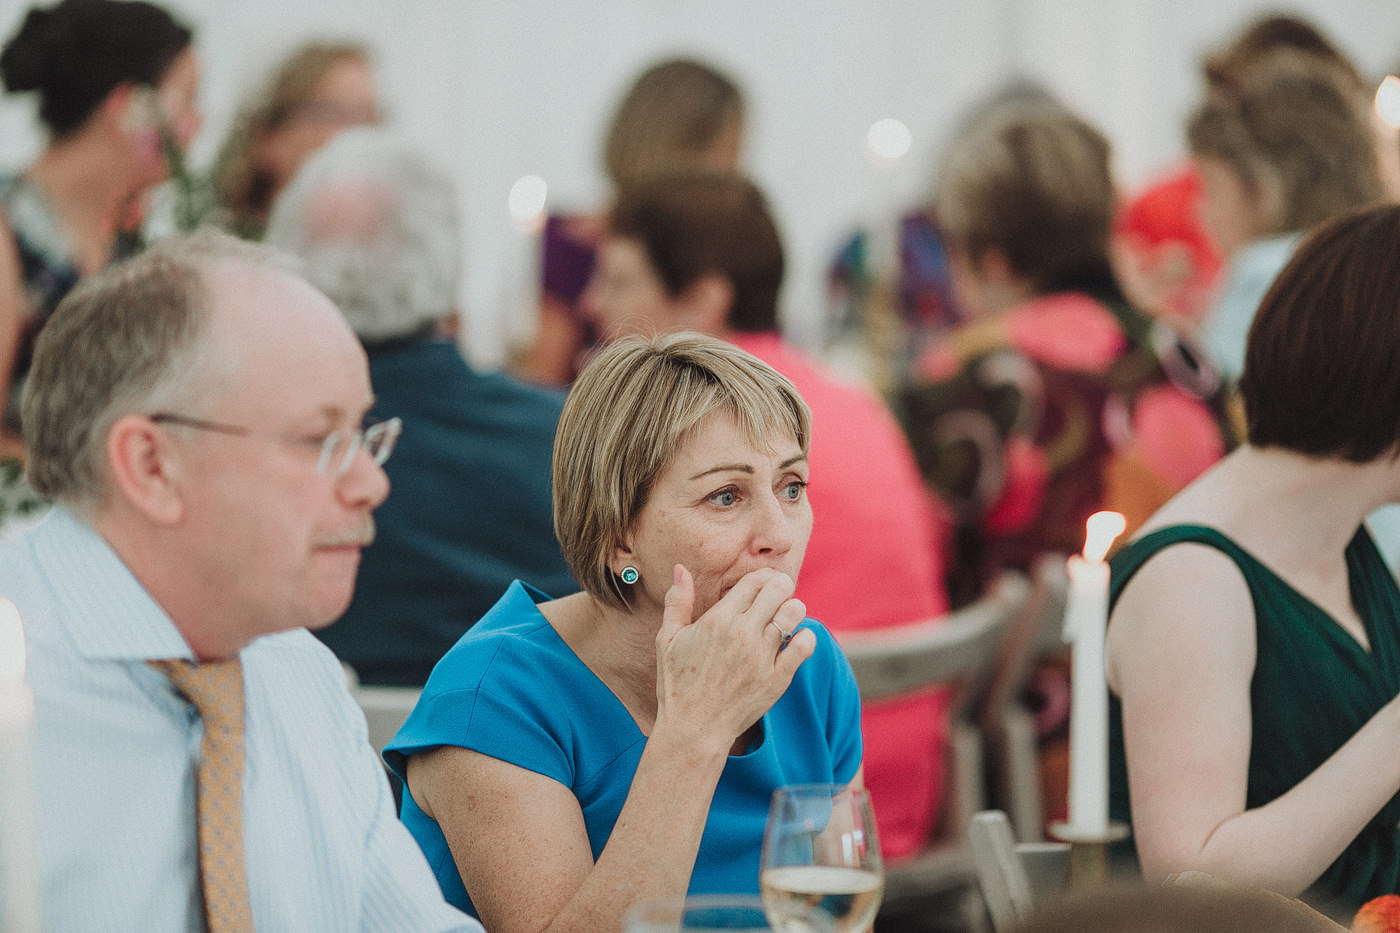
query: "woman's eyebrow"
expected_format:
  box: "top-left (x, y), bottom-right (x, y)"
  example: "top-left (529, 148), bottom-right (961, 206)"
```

top-left (689, 463), bottom-right (753, 481)
top-left (688, 453), bottom-right (807, 481)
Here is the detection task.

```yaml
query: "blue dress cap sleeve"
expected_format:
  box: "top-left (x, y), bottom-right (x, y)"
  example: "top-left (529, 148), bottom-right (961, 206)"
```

top-left (384, 581), bottom-right (576, 786)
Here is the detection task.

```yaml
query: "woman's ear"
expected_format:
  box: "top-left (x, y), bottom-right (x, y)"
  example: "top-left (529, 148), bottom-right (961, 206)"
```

top-left (105, 414), bottom-right (185, 525)
top-left (609, 537), bottom-right (638, 579)
top-left (674, 273), bottom-right (734, 335)
top-left (96, 83), bottom-right (138, 135)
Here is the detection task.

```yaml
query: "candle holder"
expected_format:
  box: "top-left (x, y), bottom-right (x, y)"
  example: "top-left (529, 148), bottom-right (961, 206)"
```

top-left (1047, 820), bottom-right (1131, 888)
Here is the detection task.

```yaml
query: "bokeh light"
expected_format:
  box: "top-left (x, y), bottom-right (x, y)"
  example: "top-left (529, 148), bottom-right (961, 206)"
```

top-left (866, 118), bottom-right (912, 162)
top-left (508, 174), bottom-right (548, 231)
top-left (1376, 76), bottom-right (1400, 129)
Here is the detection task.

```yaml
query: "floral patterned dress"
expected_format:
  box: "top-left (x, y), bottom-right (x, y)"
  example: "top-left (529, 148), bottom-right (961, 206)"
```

top-left (897, 286), bottom-right (1231, 606)
top-left (896, 282), bottom-right (1234, 824)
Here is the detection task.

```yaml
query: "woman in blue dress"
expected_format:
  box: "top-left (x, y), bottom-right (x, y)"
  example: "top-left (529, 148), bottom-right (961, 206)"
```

top-left (386, 332), bottom-right (863, 931)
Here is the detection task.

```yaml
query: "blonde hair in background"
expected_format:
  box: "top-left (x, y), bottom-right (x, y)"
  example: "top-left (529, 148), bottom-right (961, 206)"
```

top-left (1187, 49), bottom-right (1383, 237)
top-left (553, 332), bottom-right (810, 610)
top-left (211, 41), bottom-right (371, 237)
top-left (602, 58), bottom-right (745, 187)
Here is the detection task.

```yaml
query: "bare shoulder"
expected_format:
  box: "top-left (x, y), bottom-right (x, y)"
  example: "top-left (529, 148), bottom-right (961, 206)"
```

top-left (1106, 540), bottom-right (1256, 692)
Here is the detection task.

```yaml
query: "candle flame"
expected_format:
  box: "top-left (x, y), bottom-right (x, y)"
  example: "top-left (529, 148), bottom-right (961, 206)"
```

top-left (0, 597), bottom-right (25, 685)
top-left (1083, 511), bottom-right (1127, 563)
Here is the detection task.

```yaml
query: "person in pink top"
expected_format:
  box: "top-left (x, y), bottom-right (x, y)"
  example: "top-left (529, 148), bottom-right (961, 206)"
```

top-left (582, 167), bottom-right (950, 861)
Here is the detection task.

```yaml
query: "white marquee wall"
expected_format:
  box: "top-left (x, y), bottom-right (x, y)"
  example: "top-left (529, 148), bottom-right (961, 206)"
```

top-left (1, 0), bottom-right (1396, 366)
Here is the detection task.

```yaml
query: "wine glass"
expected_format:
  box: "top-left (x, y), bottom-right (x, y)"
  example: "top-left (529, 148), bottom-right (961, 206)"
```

top-left (760, 783), bottom-right (884, 933)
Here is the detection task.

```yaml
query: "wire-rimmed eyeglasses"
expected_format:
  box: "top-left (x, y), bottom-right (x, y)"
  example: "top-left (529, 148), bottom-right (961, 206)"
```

top-left (148, 413), bottom-right (402, 477)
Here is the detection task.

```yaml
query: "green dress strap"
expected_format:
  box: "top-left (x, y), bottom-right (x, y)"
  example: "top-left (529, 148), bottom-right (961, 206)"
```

top-left (1106, 523), bottom-right (1400, 913)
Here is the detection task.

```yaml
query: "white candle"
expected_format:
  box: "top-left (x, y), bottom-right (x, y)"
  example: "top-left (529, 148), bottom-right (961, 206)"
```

top-left (1063, 511), bottom-right (1126, 837)
top-left (0, 597), bottom-right (43, 932)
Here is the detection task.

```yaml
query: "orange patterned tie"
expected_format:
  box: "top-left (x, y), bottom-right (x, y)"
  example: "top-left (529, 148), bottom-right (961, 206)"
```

top-left (149, 658), bottom-right (256, 933)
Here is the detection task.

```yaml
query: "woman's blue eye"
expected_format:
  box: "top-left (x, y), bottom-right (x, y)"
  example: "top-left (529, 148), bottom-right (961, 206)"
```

top-left (782, 481), bottom-right (806, 500)
top-left (709, 489), bottom-right (737, 507)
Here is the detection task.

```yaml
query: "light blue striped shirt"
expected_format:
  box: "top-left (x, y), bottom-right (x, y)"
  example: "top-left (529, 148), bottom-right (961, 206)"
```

top-left (0, 508), bottom-right (482, 932)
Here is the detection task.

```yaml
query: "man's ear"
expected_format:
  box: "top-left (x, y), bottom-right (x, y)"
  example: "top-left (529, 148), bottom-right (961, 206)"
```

top-left (674, 273), bottom-right (734, 335)
top-left (105, 414), bottom-right (186, 525)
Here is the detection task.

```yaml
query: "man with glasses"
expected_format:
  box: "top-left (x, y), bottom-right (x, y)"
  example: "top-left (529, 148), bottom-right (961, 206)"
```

top-left (0, 230), bottom-right (481, 931)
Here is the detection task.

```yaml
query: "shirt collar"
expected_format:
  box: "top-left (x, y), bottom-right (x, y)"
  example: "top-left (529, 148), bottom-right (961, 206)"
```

top-left (33, 507), bottom-right (194, 662)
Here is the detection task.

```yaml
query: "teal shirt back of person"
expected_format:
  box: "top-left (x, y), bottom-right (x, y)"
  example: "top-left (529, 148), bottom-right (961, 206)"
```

top-left (386, 581), bottom-right (864, 916)
top-left (318, 337), bottom-right (578, 686)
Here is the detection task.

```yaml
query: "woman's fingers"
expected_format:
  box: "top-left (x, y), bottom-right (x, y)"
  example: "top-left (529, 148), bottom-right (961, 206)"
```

top-left (766, 596), bottom-right (806, 648)
top-left (743, 571), bottom-right (797, 632)
top-left (709, 567), bottom-right (785, 619)
top-left (774, 627), bottom-right (816, 675)
top-left (658, 564), bottom-right (694, 647)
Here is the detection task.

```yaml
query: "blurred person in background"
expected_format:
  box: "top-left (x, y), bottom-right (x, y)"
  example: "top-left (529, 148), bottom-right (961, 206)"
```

top-left (897, 102), bottom-right (1231, 827)
top-left (1189, 18), bottom-right (1385, 383)
top-left (516, 57), bottom-right (745, 386)
top-left (1201, 12), bottom-right (1400, 201)
top-left (1116, 15), bottom-right (1394, 369)
top-left (266, 128), bottom-right (577, 686)
top-left (900, 101), bottom-right (1229, 605)
top-left (828, 79), bottom-right (1065, 385)
top-left (0, 0), bottom-right (198, 531)
top-left (584, 168), bottom-right (949, 865)
top-left (211, 39), bottom-right (381, 240)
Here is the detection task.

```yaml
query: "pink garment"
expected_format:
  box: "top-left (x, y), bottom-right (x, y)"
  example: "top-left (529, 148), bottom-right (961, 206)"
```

top-left (731, 331), bottom-right (951, 862)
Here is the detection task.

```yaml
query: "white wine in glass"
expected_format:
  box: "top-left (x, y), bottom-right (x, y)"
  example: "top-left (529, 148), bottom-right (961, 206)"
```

top-left (760, 784), bottom-right (884, 933)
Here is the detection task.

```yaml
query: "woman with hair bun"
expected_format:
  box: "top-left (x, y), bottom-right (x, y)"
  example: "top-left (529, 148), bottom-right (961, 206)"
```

top-left (0, 0), bottom-right (197, 525)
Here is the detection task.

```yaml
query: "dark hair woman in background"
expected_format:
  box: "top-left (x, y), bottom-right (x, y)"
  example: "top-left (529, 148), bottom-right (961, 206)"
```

top-left (1107, 205), bottom-right (1400, 918)
top-left (0, 0), bottom-right (198, 432)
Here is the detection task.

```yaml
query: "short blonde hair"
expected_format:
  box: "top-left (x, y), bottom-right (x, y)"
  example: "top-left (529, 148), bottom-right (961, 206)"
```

top-left (554, 332), bottom-right (810, 609)
top-left (602, 58), bottom-right (744, 187)
top-left (1187, 49), bottom-right (1382, 236)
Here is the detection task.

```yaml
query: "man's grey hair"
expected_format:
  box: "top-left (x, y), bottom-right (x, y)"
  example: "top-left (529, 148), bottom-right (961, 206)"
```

top-left (23, 230), bottom-right (291, 512)
top-left (264, 127), bottom-right (462, 343)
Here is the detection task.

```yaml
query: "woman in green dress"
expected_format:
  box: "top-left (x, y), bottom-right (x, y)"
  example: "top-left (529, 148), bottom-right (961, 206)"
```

top-left (1105, 204), bottom-right (1400, 917)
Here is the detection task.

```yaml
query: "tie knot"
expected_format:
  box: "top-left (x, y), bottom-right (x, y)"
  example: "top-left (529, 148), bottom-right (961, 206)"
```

top-left (148, 658), bottom-right (245, 726)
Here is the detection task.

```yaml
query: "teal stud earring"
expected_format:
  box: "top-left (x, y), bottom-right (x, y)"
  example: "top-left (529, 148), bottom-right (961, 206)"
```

top-left (619, 566), bottom-right (639, 585)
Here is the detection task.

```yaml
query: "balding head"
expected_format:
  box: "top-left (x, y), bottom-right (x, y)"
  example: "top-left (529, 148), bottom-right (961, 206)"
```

top-left (22, 231), bottom-right (292, 513)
